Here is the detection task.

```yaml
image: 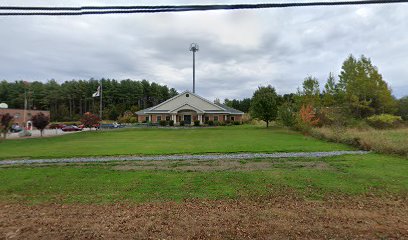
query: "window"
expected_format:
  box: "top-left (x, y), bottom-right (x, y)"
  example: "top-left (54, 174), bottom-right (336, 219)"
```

top-left (166, 116), bottom-right (170, 121)
top-left (214, 116), bottom-right (218, 121)
top-left (15, 113), bottom-right (20, 119)
top-left (157, 116), bottom-right (161, 122)
top-left (231, 116), bottom-right (235, 121)
top-left (145, 116), bottom-right (149, 122)
top-left (205, 116), bottom-right (209, 123)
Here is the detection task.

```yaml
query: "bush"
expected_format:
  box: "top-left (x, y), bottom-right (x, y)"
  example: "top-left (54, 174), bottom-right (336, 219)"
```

top-left (179, 120), bottom-right (185, 126)
top-left (194, 120), bottom-right (200, 126)
top-left (117, 115), bottom-right (137, 124)
top-left (278, 103), bottom-right (296, 127)
top-left (233, 121), bottom-right (241, 125)
top-left (366, 114), bottom-right (402, 129)
top-left (169, 120), bottom-right (174, 126)
top-left (224, 120), bottom-right (231, 125)
top-left (159, 120), bottom-right (167, 126)
top-left (208, 120), bottom-right (214, 126)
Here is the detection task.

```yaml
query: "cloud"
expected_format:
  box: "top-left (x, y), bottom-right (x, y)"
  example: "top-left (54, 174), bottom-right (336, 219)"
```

top-left (0, 1), bottom-right (407, 99)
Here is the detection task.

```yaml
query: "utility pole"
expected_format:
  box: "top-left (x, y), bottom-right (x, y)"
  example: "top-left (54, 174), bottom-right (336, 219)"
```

top-left (189, 43), bottom-right (199, 93)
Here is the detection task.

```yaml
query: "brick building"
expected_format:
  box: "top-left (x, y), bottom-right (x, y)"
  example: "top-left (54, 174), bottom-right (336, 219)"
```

top-left (136, 91), bottom-right (243, 125)
top-left (0, 108), bottom-right (50, 128)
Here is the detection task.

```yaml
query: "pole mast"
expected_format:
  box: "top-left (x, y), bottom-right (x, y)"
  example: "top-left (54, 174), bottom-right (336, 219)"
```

top-left (189, 43), bottom-right (199, 93)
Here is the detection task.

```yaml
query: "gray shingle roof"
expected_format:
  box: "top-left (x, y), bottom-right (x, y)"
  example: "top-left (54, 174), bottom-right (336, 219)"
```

top-left (215, 103), bottom-right (244, 114)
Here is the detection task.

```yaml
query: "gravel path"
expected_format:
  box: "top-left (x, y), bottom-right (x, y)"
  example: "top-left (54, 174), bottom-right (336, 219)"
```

top-left (0, 151), bottom-right (369, 166)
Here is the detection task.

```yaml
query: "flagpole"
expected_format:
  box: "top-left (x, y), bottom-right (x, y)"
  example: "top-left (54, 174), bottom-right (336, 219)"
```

top-left (99, 80), bottom-right (103, 120)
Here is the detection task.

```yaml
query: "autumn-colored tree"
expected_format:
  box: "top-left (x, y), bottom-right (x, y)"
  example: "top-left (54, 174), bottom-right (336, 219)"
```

top-left (80, 112), bottom-right (101, 130)
top-left (31, 112), bottom-right (50, 137)
top-left (297, 105), bottom-right (320, 134)
top-left (0, 113), bottom-right (14, 139)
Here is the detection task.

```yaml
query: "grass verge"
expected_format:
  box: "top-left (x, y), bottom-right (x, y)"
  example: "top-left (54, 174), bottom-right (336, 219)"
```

top-left (0, 153), bottom-right (406, 204)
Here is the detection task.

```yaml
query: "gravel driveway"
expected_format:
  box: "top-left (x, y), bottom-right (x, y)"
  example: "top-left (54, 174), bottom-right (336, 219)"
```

top-left (0, 151), bottom-right (369, 166)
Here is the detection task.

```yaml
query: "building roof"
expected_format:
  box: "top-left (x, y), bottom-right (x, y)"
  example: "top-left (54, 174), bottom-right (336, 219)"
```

top-left (136, 91), bottom-right (244, 115)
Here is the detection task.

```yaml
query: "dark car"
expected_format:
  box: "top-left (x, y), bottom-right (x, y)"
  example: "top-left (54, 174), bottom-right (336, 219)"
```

top-left (49, 123), bottom-right (66, 129)
top-left (61, 125), bottom-right (83, 132)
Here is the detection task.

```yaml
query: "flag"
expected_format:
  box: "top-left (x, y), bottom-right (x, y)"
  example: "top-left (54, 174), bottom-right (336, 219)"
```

top-left (92, 86), bottom-right (101, 97)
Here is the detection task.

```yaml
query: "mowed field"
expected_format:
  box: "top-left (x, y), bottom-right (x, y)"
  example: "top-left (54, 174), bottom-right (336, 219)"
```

top-left (1, 125), bottom-right (407, 239)
top-left (0, 125), bottom-right (351, 159)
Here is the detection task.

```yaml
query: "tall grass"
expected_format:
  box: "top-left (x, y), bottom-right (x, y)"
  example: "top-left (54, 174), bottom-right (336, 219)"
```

top-left (311, 127), bottom-right (408, 157)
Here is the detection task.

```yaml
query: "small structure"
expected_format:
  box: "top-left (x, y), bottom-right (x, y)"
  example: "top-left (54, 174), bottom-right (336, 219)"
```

top-left (136, 91), bottom-right (243, 125)
top-left (0, 108), bottom-right (50, 127)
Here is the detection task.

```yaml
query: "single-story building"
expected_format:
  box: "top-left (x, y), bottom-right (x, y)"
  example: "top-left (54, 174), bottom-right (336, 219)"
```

top-left (0, 108), bottom-right (50, 128)
top-left (136, 91), bottom-right (244, 125)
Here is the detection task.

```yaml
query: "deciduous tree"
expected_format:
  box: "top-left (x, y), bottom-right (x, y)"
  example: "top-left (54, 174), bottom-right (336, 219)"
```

top-left (0, 113), bottom-right (13, 139)
top-left (80, 112), bottom-right (101, 130)
top-left (31, 112), bottom-right (50, 137)
top-left (250, 85), bottom-right (278, 127)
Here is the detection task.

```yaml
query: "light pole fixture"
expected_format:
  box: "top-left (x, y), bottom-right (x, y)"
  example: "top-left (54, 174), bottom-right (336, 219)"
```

top-left (189, 43), bottom-right (199, 93)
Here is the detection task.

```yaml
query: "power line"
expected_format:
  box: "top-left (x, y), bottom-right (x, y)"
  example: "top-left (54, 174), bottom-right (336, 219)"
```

top-left (0, 0), bottom-right (407, 16)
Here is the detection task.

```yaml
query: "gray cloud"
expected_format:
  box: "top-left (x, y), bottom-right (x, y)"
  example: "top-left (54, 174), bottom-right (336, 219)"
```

top-left (0, 1), bottom-right (407, 101)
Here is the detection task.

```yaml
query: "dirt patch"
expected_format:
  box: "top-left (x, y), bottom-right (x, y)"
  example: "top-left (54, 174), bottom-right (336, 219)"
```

top-left (110, 159), bottom-right (331, 172)
top-left (0, 196), bottom-right (407, 239)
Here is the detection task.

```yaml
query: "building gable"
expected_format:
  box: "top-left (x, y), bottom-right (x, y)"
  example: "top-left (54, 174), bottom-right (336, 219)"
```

top-left (151, 91), bottom-right (225, 111)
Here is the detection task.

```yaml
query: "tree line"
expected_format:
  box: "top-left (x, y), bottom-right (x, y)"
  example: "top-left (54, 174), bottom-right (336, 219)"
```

top-left (248, 54), bottom-right (408, 127)
top-left (0, 79), bottom-right (178, 121)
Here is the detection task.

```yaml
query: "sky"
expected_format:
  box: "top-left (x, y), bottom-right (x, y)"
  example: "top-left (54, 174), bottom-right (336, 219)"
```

top-left (1, 0), bottom-right (408, 101)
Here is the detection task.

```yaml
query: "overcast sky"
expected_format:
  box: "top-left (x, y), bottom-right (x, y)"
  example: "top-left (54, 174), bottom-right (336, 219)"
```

top-left (1, 0), bottom-right (407, 100)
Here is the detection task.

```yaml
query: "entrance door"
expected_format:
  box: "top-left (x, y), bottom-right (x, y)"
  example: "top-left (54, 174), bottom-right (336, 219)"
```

top-left (184, 115), bottom-right (192, 125)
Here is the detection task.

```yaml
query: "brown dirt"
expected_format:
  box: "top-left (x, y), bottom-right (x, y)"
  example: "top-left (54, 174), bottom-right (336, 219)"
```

top-left (1, 196), bottom-right (407, 239)
top-left (110, 159), bottom-right (331, 172)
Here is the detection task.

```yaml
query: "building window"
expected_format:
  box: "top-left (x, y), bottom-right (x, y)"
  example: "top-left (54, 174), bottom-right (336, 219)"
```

top-left (214, 116), bottom-right (218, 121)
top-left (166, 116), bottom-right (170, 121)
top-left (231, 116), bottom-right (235, 121)
top-left (145, 116), bottom-right (149, 122)
top-left (157, 116), bottom-right (161, 122)
top-left (15, 113), bottom-right (20, 119)
top-left (205, 116), bottom-right (209, 123)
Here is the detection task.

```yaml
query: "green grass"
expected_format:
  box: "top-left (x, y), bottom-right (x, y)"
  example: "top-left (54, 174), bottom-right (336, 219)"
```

top-left (1, 153), bottom-right (406, 204)
top-left (0, 125), bottom-right (352, 159)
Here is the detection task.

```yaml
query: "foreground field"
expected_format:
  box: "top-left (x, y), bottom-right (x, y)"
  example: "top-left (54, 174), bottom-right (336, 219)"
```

top-left (1, 153), bottom-right (407, 239)
top-left (0, 126), bottom-right (351, 159)
top-left (1, 197), bottom-right (406, 239)
top-left (1, 154), bottom-right (406, 203)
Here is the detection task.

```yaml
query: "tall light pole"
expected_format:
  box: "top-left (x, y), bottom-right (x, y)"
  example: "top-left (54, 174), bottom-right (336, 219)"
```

top-left (189, 43), bottom-right (199, 93)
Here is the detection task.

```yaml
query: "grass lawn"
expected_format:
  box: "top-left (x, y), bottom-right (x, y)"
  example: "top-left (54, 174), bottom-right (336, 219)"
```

top-left (1, 153), bottom-right (407, 204)
top-left (0, 125), bottom-right (352, 160)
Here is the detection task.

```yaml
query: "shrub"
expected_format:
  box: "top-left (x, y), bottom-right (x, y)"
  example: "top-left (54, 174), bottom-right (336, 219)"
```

top-left (179, 120), bottom-right (185, 126)
top-left (169, 120), bottom-right (174, 126)
top-left (233, 121), bottom-right (241, 125)
top-left (194, 120), bottom-right (200, 126)
top-left (296, 104), bottom-right (320, 134)
top-left (366, 114), bottom-right (402, 129)
top-left (159, 120), bottom-right (167, 126)
top-left (225, 120), bottom-right (231, 125)
top-left (117, 115), bottom-right (137, 124)
top-left (278, 103), bottom-right (296, 127)
top-left (208, 120), bottom-right (214, 126)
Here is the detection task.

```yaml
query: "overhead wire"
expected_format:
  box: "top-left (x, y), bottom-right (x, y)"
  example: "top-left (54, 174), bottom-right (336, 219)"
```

top-left (0, 0), bottom-right (407, 16)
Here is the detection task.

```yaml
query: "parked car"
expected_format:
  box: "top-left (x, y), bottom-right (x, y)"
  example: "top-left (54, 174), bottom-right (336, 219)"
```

top-left (10, 124), bottom-right (23, 133)
top-left (61, 125), bottom-right (83, 132)
top-left (49, 123), bottom-right (66, 129)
